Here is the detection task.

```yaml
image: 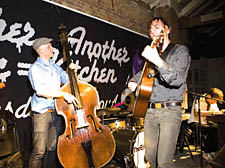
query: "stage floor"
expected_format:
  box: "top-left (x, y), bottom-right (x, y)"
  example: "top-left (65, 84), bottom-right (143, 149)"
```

top-left (104, 145), bottom-right (212, 168)
top-left (0, 145), bottom-right (214, 168)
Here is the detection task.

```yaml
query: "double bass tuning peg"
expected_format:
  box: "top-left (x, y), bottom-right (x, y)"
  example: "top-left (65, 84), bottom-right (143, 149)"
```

top-left (58, 24), bottom-right (66, 30)
top-left (58, 24), bottom-right (69, 44)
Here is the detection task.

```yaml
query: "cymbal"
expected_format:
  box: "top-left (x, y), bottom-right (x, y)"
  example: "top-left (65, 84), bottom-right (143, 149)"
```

top-left (96, 107), bottom-right (131, 118)
top-left (96, 107), bottom-right (121, 114)
top-left (103, 107), bottom-right (121, 112)
top-left (96, 107), bottom-right (121, 117)
top-left (117, 111), bottom-right (131, 115)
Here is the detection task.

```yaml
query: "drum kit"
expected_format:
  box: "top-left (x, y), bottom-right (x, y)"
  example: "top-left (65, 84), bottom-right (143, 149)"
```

top-left (97, 106), bottom-right (150, 168)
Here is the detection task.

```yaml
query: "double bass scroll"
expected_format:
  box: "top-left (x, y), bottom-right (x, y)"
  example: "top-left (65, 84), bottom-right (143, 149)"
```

top-left (55, 24), bottom-right (115, 168)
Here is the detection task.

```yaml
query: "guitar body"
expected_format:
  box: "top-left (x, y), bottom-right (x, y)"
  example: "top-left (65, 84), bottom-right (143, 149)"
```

top-left (132, 61), bottom-right (154, 118)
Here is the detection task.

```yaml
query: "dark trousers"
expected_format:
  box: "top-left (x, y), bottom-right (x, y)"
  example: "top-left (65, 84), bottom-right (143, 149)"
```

top-left (29, 111), bottom-right (61, 168)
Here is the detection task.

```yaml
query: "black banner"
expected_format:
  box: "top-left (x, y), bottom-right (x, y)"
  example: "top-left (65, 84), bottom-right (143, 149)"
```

top-left (0, 0), bottom-right (148, 118)
top-left (0, 0), bottom-right (149, 159)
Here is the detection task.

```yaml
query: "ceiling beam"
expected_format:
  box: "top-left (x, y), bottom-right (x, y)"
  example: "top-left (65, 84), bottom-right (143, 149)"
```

top-left (189, 0), bottom-right (214, 17)
top-left (149, 0), bottom-right (161, 9)
top-left (178, 0), bottom-right (205, 18)
top-left (179, 10), bottom-right (225, 29)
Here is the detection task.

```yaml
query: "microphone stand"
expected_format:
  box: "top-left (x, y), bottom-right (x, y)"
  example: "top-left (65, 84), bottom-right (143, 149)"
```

top-left (197, 95), bottom-right (203, 167)
top-left (187, 91), bottom-right (204, 168)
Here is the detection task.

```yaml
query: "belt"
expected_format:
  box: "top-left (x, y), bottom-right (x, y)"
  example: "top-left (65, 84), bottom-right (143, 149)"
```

top-left (48, 109), bottom-right (55, 112)
top-left (148, 102), bottom-right (181, 109)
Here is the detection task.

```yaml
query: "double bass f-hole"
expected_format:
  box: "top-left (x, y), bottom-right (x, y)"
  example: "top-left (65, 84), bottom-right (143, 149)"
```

top-left (55, 24), bottom-right (115, 168)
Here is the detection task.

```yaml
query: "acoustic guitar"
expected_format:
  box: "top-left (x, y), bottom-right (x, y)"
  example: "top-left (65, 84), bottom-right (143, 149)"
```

top-left (132, 25), bottom-right (168, 118)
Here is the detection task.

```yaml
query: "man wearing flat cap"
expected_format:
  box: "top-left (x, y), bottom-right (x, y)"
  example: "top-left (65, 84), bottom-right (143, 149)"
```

top-left (28, 37), bottom-right (77, 168)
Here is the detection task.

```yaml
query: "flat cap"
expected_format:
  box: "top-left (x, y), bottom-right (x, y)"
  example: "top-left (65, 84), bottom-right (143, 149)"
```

top-left (32, 37), bottom-right (53, 51)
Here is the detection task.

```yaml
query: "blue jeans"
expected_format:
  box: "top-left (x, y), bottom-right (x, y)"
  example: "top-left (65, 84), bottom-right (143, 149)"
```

top-left (144, 106), bottom-right (182, 168)
top-left (29, 111), bottom-right (61, 168)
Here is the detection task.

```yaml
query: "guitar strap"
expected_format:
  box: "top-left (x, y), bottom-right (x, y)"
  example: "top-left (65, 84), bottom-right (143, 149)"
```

top-left (152, 43), bottom-right (175, 77)
top-left (159, 42), bottom-right (175, 61)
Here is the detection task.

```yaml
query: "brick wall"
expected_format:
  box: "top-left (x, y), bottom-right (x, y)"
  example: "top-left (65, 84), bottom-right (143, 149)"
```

top-left (52, 0), bottom-right (152, 36)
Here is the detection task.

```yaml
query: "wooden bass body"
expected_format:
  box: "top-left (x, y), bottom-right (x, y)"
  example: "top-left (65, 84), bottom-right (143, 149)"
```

top-left (55, 81), bottom-right (115, 168)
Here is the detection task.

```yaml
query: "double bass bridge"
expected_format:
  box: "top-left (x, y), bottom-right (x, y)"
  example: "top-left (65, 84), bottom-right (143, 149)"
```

top-left (76, 109), bottom-right (89, 129)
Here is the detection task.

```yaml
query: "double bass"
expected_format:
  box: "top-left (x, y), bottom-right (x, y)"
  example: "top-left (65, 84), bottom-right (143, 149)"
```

top-left (55, 24), bottom-right (115, 168)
